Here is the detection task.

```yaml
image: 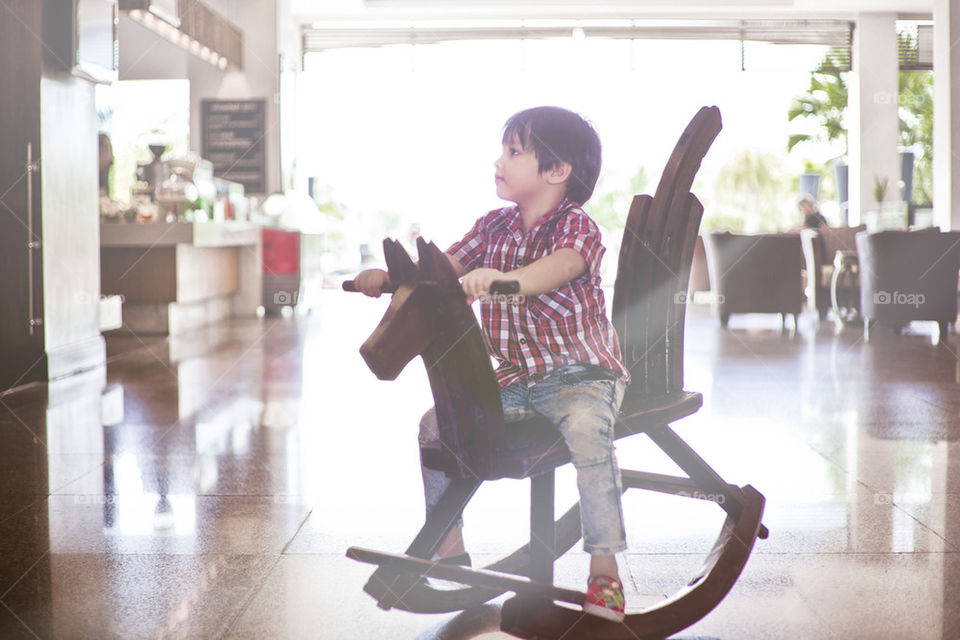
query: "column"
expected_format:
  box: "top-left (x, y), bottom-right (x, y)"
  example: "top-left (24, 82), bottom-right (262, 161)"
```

top-left (849, 13), bottom-right (901, 226)
top-left (934, 0), bottom-right (960, 231)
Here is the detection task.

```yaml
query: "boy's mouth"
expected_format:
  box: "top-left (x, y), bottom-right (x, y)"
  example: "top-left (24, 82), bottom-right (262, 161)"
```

top-left (495, 175), bottom-right (504, 183)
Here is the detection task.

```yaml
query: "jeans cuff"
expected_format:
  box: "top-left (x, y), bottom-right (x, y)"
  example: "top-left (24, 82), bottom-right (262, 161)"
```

top-left (583, 541), bottom-right (628, 556)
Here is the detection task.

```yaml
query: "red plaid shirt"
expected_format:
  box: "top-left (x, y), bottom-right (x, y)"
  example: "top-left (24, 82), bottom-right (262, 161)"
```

top-left (447, 198), bottom-right (630, 388)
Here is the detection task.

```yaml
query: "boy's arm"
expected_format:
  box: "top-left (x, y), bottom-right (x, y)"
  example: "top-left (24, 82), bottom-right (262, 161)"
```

top-left (459, 248), bottom-right (586, 299)
top-left (445, 253), bottom-right (468, 278)
top-left (353, 254), bottom-right (467, 297)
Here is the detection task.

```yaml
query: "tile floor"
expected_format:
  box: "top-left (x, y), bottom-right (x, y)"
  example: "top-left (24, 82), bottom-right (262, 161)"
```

top-left (0, 290), bottom-right (958, 639)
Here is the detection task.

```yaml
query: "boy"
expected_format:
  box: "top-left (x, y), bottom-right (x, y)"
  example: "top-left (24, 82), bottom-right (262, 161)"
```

top-left (354, 106), bottom-right (631, 621)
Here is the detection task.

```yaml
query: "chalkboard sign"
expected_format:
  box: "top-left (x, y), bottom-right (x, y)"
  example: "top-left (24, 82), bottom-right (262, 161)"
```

top-left (201, 99), bottom-right (266, 194)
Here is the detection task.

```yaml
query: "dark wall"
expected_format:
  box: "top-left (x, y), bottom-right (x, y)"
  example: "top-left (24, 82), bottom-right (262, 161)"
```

top-left (0, 0), bottom-right (105, 391)
top-left (0, 0), bottom-right (47, 389)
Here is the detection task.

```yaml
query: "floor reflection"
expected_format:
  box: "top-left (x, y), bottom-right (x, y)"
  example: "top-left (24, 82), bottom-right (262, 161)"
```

top-left (0, 296), bottom-right (958, 638)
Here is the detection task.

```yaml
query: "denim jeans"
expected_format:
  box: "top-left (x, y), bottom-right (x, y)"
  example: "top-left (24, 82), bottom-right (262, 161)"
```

top-left (418, 363), bottom-right (628, 556)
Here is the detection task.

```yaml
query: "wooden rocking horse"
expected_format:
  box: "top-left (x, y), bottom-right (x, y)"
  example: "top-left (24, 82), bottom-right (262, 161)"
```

top-left (342, 106), bottom-right (767, 639)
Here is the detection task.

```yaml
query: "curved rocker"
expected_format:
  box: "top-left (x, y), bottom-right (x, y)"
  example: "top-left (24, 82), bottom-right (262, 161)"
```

top-left (345, 106), bottom-right (767, 638)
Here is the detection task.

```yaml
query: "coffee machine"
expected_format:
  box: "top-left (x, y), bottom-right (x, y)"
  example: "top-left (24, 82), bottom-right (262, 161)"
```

top-left (135, 143), bottom-right (167, 201)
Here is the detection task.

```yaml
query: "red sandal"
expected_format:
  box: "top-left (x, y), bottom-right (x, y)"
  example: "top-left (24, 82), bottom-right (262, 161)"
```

top-left (583, 574), bottom-right (626, 622)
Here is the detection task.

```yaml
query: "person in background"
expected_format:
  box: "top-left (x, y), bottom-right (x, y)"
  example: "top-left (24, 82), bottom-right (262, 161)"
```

top-left (98, 133), bottom-right (114, 195)
top-left (798, 193), bottom-right (828, 229)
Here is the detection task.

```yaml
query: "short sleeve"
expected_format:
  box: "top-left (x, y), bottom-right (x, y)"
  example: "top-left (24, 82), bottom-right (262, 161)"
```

top-left (553, 210), bottom-right (606, 280)
top-left (446, 215), bottom-right (486, 273)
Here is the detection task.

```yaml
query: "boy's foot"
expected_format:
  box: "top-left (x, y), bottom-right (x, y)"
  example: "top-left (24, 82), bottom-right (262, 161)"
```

top-left (416, 552), bottom-right (472, 590)
top-left (583, 574), bottom-right (626, 622)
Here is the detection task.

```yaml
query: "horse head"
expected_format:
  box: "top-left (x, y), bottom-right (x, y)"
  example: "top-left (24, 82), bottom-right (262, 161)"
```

top-left (359, 236), bottom-right (464, 380)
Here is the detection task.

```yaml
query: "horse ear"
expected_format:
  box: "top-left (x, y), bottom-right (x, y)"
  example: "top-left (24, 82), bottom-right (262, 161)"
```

top-left (416, 237), bottom-right (459, 285)
top-left (415, 237), bottom-right (435, 280)
top-left (429, 240), bottom-right (460, 285)
top-left (383, 238), bottom-right (418, 284)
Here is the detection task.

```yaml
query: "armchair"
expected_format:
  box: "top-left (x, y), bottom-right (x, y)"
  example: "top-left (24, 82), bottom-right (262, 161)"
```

top-left (856, 230), bottom-right (960, 338)
top-left (703, 232), bottom-right (804, 328)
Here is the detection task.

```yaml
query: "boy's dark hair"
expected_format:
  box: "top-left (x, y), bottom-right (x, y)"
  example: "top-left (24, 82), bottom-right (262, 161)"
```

top-left (502, 106), bottom-right (602, 205)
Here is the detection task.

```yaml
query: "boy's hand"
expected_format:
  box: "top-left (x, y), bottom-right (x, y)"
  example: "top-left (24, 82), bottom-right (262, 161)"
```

top-left (461, 268), bottom-right (508, 304)
top-left (354, 268), bottom-right (391, 297)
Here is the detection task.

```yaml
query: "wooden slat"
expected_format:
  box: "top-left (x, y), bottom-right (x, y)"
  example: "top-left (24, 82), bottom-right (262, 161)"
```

top-left (347, 547), bottom-right (587, 606)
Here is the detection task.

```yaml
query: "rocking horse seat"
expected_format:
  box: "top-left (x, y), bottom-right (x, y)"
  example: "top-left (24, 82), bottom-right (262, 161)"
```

top-left (420, 390), bottom-right (704, 481)
top-left (616, 390), bottom-right (703, 435)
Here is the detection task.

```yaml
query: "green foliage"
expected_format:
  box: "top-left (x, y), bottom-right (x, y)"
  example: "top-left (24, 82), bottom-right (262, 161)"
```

top-left (787, 38), bottom-right (934, 206)
top-left (709, 150), bottom-right (793, 232)
top-left (898, 68), bottom-right (934, 204)
top-left (589, 167), bottom-right (650, 230)
top-left (873, 175), bottom-right (889, 205)
top-left (315, 199), bottom-right (347, 220)
top-left (786, 50), bottom-right (849, 154)
top-left (800, 160), bottom-right (838, 203)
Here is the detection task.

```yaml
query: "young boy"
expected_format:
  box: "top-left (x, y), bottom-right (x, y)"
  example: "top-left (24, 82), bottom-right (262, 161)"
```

top-left (353, 106), bottom-right (631, 621)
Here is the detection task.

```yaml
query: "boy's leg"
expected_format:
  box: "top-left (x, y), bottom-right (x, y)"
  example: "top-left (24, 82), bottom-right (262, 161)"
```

top-left (530, 374), bottom-right (629, 560)
top-left (417, 383), bottom-right (535, 559)
top-left (530, 372), bottom-right (628, 618)
top-left (418, 406), bottom-right (466, 558)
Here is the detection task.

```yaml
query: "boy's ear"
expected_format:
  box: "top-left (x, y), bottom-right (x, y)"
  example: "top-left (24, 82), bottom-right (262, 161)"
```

top-left (545, 161), bottom-right (573, 186)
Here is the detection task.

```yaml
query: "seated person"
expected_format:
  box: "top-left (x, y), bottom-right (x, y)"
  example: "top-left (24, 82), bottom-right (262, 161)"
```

top-left (797, 193), bottom-right (827, 229)
top-left (354, 106), bottom-right (630, 621)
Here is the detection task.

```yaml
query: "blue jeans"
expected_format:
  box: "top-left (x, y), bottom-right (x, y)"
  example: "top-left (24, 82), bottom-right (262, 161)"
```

top-left (418, 363), bottom-right (628, 556)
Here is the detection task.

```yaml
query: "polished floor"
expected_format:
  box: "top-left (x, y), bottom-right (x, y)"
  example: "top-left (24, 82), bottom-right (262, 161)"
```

top-left (1, 290), bottom-right (959, 639)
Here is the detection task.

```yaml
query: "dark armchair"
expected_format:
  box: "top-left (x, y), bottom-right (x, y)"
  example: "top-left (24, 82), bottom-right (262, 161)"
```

top-left (856, 230), bottom-right (960, 338)
top-left (703, 232), bottom-right (804, 328)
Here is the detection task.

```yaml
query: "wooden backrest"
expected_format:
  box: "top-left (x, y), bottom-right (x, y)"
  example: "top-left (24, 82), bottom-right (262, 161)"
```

top-left (612, 107), bottom-right (722, 409)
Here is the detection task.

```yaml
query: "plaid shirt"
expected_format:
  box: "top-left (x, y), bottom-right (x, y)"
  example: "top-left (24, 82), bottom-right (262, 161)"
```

top-left (447, 198), bottom-right (631, 388)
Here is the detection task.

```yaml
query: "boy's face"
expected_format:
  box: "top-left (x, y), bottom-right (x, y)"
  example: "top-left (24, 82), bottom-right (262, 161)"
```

top-left (494, 135), bottom-right (553, 204)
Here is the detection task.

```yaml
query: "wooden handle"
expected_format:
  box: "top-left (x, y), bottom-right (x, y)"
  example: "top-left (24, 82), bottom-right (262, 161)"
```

top-left (341, 280), bottom-right (398, 294)
top-left (342, 279), bottom-right (519, 295)
top-left (489, 280), bottom-right (520, 295)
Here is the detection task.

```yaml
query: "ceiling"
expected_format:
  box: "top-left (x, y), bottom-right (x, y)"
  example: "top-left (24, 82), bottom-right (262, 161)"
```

top-left (291, 0), bottom-right (934, 25)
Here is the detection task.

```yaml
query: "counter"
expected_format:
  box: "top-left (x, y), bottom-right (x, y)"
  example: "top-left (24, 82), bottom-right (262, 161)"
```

top-left (100, 221), bottom-right (262, 335)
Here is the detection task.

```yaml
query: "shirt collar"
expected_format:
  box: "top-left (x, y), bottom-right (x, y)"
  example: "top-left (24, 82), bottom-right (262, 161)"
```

top-left (501, 197), bottom-right (574, 238)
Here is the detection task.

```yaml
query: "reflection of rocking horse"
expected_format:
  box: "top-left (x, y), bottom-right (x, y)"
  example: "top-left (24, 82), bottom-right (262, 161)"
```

top-left (343, 106), bottom-right (767, 639)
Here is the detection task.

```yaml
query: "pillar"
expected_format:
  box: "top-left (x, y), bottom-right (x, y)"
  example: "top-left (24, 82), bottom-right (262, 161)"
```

top-left (849, 13), bottom-right (901, 225)
top-left (934, 0), bottom-right (960, 231)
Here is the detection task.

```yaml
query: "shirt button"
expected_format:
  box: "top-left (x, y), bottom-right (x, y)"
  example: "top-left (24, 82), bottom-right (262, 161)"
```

top-left (519, 338), bottom-right (527, 345)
